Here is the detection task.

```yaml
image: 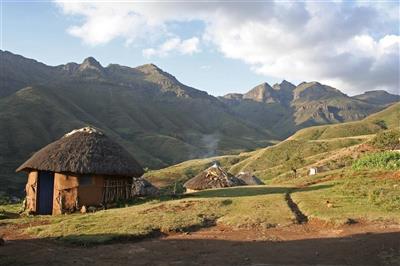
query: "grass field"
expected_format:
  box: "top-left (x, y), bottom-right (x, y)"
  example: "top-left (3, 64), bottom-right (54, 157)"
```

top-left (0, 186), bottom-right (295, 244)
top-left (1, 167), bottom-right (399, 245)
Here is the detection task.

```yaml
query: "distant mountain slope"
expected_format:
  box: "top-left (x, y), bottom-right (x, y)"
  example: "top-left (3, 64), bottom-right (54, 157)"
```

top-left (0, 51), bottom-right (270, 195)
top-left (290, 102), bottom-right (400, 141)
top-left (221, 81), bottom-right (398, 137)
top-left (353, 90), bottom-right (400, 106)
top-left (0, 51), bottom-right (57, 97)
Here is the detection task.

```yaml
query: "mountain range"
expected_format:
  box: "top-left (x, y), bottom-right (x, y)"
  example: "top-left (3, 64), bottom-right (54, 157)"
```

top-left (0, 50), bottom-right (398, 194)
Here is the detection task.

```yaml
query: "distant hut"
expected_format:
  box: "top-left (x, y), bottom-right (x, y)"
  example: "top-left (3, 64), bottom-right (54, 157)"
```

top-left (309, 167), bottom-right (318, 176)
top-left (236, 172), bottom-right (264, 185)
top-left (16, 127), bottom-right (144, 215)
top-left (183, 162), bottom-right (244, 192)
top-left (131, 177), bottom-right (159, 197)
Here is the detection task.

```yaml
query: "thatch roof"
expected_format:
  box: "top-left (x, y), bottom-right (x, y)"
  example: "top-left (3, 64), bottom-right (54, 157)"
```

top-left (16, 127), bottom-right (144, 177)
top-left (183, 163), bottom-right (244, 191)
top-left (131, 177), bottom-right (159, 197)
top-left (236, 172), bottom-right (264, 185)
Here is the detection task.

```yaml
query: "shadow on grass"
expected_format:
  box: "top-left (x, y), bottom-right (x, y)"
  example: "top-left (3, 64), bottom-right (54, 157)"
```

top-left (188, 184), bottom-right (333, 198)
top-left (0, 231), bottom-right (399, 265)
top-left (0, 211), bottom-right (20, 220)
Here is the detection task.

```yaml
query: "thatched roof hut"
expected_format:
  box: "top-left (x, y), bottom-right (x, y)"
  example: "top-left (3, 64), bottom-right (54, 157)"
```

top-left (17, 127), bottom-right (145, 215)
top-left (183, 162), bottom-right (244, 192)
top-left (131, 177), bottom-right (159, 197)
top-left (236, 172), bottom-right (264, 185)
top-left (16, 127), bottom-right (143, 176)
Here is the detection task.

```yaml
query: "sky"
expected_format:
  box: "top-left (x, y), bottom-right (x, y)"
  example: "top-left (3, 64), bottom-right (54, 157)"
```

top-left (1, 0), bottom-right (399, 96)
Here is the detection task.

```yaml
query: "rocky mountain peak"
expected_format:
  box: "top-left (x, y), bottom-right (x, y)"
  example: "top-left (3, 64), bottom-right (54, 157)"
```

top-left (78, 57), bottom-right (104, 72)
top-left (136, 63), bottom-right (163, 75)
top-left (243, 82), bottom-right (279, 103)
top-left (293, 82), bottom-right (346, 102)
top-left (273, 80), bottom-right (295, 91)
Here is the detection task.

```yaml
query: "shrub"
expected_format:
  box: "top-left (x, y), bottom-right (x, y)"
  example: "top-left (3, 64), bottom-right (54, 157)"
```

top-left (370, 129), bottom-right (400, 150)
top-left (184, 168), bottom-right (196, 178)
top-left (373, 119), bottom-right (388, 130)
top-left (352, 151), bottom-right (400, 170)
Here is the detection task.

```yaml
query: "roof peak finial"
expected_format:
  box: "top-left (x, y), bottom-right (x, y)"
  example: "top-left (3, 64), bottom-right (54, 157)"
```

top-left (64, 126), bottom-right (103, 137)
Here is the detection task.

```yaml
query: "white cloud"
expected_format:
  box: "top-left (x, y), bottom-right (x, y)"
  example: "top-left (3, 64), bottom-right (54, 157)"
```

top-left (54, 1), bottom-right (399, 94)
top-left (143, 37), bottom-right (200, 57)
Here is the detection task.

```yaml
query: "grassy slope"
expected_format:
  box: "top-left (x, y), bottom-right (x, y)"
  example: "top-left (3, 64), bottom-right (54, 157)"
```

top-left (12, 186), bottom-right (294, 244)
top-left (146, 102), bottom-right (400, 187)
top-left (290, 170), bottom-right (400, 224)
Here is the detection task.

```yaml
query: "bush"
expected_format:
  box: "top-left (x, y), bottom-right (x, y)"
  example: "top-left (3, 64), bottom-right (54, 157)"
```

top-left (370, 129), bottom-right (400, 150)
top-left (184, 168), bottom-right (196, 178)
top-left (352, 151), bottom-right (400, 170)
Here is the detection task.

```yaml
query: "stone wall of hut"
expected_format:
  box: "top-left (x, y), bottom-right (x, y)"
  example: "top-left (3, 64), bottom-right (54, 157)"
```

top-left (25, 170), bottom-right (38, 213)
top-left (53, 173), bottom-right (79, 215)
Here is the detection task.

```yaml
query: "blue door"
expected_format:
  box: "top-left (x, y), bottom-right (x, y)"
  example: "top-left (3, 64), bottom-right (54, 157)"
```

top-left (37, 171), bottom-right (54, 215)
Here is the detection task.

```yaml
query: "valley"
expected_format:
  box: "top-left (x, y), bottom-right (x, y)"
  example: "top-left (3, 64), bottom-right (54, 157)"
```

top-left (1, 51), bottom-right (399, 196)
top-left (1, 100), bottom-right (399, 265)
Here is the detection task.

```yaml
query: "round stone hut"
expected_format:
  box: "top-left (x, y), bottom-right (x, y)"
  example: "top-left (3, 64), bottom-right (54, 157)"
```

top-left (16, 127), bottom-right (144, 215)
top-left (236, 172), bottom-right (265, 185)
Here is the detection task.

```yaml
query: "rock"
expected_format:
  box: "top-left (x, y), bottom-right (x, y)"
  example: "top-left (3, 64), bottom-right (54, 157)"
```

top-left (87, 206), bottom-right (97, 213)
top-left (345, 218), bottom-right (358, 225)
top-left (10, 196), bottom-right (20, 203)
top-left (131, 178), bottom-right (159, 197)
top-left (80, 205), bottom-right (87, 214)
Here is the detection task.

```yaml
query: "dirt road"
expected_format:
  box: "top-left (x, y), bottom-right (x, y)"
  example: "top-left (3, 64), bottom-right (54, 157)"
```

top-left (1, 221), bottom-right (399, 265)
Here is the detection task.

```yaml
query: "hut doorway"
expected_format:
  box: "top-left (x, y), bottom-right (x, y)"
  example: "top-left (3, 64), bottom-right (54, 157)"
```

top-left (37, 171), bottom-right (54, 214)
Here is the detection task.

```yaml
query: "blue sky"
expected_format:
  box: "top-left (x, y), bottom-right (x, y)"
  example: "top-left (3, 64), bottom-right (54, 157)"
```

top-left (2, 1), bottom-right (399, 96)
top-left (2, 1), bottom-right (271, 96)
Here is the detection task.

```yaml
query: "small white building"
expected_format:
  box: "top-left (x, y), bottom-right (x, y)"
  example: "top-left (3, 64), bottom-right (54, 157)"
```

top-left (309, 167), bottom-right (318, 176)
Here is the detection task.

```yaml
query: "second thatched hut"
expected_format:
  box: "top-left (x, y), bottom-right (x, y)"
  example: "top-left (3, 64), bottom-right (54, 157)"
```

top-left (183, 162), bottom-right (244, 192)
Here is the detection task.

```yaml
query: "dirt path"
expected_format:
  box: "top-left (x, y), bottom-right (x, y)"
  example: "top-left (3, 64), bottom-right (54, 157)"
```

top-left (1, 221), bottom-right (399, 266)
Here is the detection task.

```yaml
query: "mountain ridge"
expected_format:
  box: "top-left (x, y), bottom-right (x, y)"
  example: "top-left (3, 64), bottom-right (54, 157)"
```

top-left (0, 50), bottom-right (398, 195)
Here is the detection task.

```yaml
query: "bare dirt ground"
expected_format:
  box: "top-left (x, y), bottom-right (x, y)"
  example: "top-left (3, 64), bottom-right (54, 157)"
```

top-left (1, 220), bottom-right (399, 266)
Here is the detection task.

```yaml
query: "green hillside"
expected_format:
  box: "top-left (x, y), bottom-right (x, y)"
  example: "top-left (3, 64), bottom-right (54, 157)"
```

top-left (146, 103), bottom-right (400, 186)
top-left (0, 82), bottom-right (268, 195)
top-left (0, 52), bottom-right (270, 195)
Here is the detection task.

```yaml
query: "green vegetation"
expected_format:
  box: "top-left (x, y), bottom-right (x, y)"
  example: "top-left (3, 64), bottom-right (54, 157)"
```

top-left (352, 151), bottom-right (400, 171)
top-left (147, 102), bottom-right (399, 188)
top-left (285, 152), bottom-right (305, 178)
top-left (370, 129), bottom-right (400, 150)
top-left (291, 170), bottom-right (400, 223)
top-left (0, 202), bottom-right (22, 220)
